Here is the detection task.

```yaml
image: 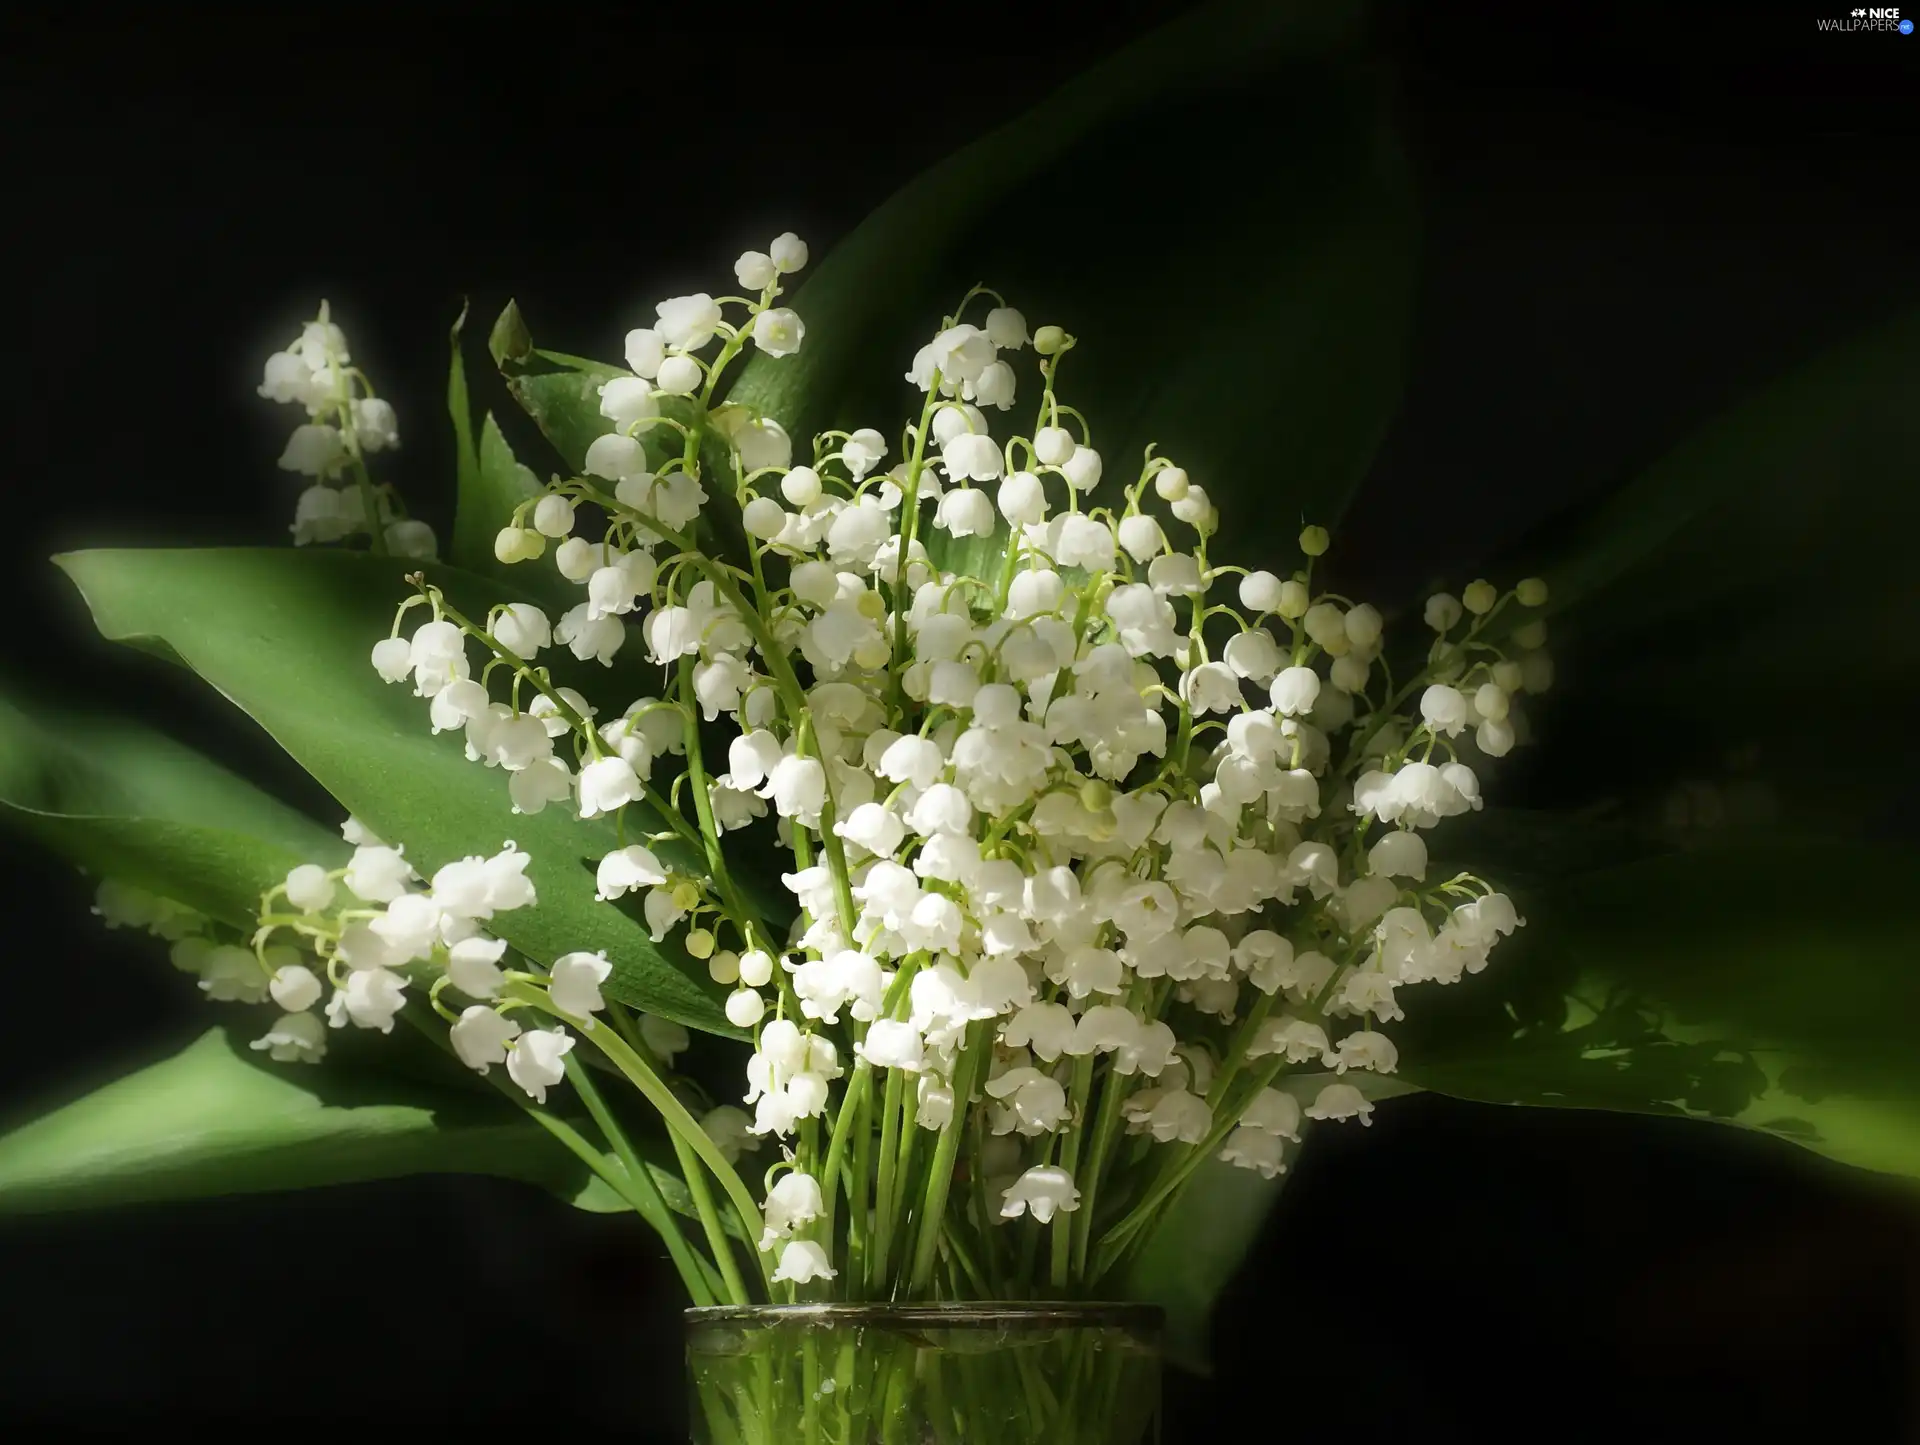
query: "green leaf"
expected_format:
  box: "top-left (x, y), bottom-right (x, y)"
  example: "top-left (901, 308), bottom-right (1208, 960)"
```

top-left (446, 304), bottom-right (483, 552)
top-left (728, 0), bottom-right (1412, 574)
top-left (0, 1025), bottom-right (691, 1216)
top-left (450, 296), bottom-right (550, 585)
top-left (1397, 836), bottom-right (1920, 1179)
top-left (494, 318), bottom-right (626, 476)
top-left (0, 685), bottom-right (342, 927)
top-left (54, 546), bottom-right (733, 1036)
top-left (488, 297), bottom-right (533, 369)
top-left (1483, 308), bottom-right (1920, 827)
top-left (1124, 1072), bottom-right (1417, 1372)
top-left (1521, 306), bottom-right (1920, 643)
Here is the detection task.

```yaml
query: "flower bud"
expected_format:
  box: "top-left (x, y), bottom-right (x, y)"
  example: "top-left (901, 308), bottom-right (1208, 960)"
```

top-left (1520, 650), bottom-right (1554, 694)
top-left (725, 987), bottom-right (766, 1028)
top-left (1513, 619), bottom-right (1548, 650)
top-left (1424, 593), bottom-right (1462, 632)
top-left (1277, 579), bottom-right (1311, 620)
top-left (707, 950), bottom-right (741, 985)
top-left (1033, 426), bottom-right (1075, 466)
top-left (1329, 652), bottom-right (1369, 693)
top-left (1233, 570), bottom-right (1278, 613)
top-left (781, 466), bottom-right (823, 506)
top-left (532, 493), bottom-right (576, 538)
top-left (1059, 446), bottom-right (1103, 491)
top-left (1343, 603), bottom-right (1382, 649)
top-left (738, 950), bottom-right (775, 988)
top-left (494, 526), bottom-right (545, 564)
top-left (1491, 659), bottom-right (1524, 692)
top-left (742, 496), bottom-right (787, 540)
top-left (1117, 514), bottom-right (1163, 562)
top-left (1298, 525), bottom-right (1329, 557)
top-left (1516, 577), bottom-right (1549, 607)
top-left (656, 355), bottom-right (702, 395)
top-left (1473, 682), bottom-right (1510, 721)
top-left (685, 928), bottom-right (715, 959)
top-left (671, 880), bottom-right (702, 911)
top-left (1154, 466), bottom-right (1190, 501)
top-left (1033, 325), bottom-right (1067, 355)
top-left (1461, 579), bottom-right (1498, 615)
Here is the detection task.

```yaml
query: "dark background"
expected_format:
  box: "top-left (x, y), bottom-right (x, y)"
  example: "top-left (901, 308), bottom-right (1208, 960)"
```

top-left (2, 3), bottom-right (1917, 1438)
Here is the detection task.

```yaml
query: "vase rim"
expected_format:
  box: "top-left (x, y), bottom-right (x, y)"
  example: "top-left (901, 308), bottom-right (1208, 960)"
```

top-left (684, 1301), bottom-right (1163, 1332)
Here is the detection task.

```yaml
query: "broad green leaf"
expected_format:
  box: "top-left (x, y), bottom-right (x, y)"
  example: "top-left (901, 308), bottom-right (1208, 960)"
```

top-left (1125, 1072), bottom-right (1417, 1372)
top-left (1475, 308), bottom-right (1920, 826)
top-left (1397, 836), bottom-right (1920, 1179)
top-left (727, 0), bottom-right (1412, 576)
top-left (0, 1025), bottom-right (694, 1216)
top-left (496, 330), bottom-right (626, 476)
top-left (0, 686), bottom-right (341, 927)
top-left (55, 546), bottom-right (733, 1035)
top-left (1516, 306), bottom-right (1920, 644)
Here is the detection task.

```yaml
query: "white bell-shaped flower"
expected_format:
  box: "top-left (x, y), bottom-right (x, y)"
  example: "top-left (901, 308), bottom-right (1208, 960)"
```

top-left (548, 951), bottom-right (612, 1017)
top-left (758, 1170), bottom-right (824, 1251)
top-left (1305, 1082), bottom-right (1376, 1126)
top-left (506, 1028), bottom-right (574, 1103)
top-left (999, 1164), bottom-right (1080, 1223)
top-left (251, 1011), bottom-right (328, 1064)
top-left (451, 1005), bottom-right (521, 1072)
top-left (770, 1240), bottom-right (836, 1284)
top-left (577, 756), bottom-right (644, 818)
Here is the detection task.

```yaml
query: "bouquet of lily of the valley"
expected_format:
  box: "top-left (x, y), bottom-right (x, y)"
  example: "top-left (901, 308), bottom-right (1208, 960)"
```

top-left (253, 243), bottom-right (1546, 1293)
top-left (8, 4), bottom-right (1920, 1440)
top-left (114, 242), bottom-right (1544, 1438)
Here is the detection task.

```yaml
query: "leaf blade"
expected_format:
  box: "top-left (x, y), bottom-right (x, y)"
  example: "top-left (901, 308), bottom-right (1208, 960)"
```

top-left (54, 546), bottom-right (731, 1035)
top-left (0, 688), bottom-right (343, 927)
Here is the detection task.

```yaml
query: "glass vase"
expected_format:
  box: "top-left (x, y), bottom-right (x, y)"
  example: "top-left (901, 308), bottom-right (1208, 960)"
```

top-left (685, 1301), bottom-right (1162, 1445)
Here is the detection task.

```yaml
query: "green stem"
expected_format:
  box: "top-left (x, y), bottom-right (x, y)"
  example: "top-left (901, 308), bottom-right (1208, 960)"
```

top-left (1090, 1054), bottom-right (1289, 1281)
top-left (870, 1065), bottom-right (907, 1293)
top-left (560, 1052), bottom-right (721, 1305)
top-left (907, 1025), bottom-right (986, 1295)
top-left (1051, 1055), bottom-right (1095, 1291)
top-left (515, 984), bottom-right (773, 1290)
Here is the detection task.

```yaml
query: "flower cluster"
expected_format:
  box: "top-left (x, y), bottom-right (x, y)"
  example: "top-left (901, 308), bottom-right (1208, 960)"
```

top-left (183, 234), bottom-right (1551, 1306)
top-left (258, 304), bottom-right (436, 559)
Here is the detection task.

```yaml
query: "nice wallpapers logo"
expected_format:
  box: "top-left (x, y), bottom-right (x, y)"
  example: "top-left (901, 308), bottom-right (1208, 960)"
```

top-left (1817, 6), bottom-right (1915, 30)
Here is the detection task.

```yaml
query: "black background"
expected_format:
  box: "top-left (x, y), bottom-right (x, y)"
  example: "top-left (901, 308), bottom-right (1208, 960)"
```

top-left (2, 3), bottom-right (1917, 1439)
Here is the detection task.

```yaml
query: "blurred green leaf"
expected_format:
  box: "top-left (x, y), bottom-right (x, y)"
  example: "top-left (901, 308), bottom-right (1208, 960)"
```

top-left (0, 686), bottom-right (341, 927)
top-left (1125, 1071), bottom-right (1417, 1372)
top-left (446, 305), bottom-right (484, 556)
top-left (55, 547), bottom-right (733, 1035)
top-left (1479, 307), bottom-right (1920, 828)
top-left (1398, 836), bottom-right (1920, 1179)
top-left (0, 1025), bottom-right (693, 1216)
top-left (728, 0), bottom-right (1412, 579)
